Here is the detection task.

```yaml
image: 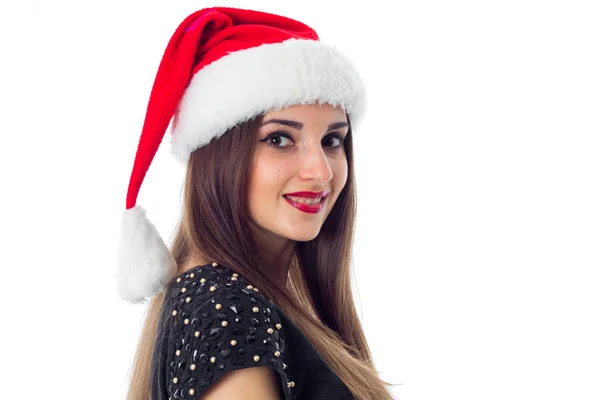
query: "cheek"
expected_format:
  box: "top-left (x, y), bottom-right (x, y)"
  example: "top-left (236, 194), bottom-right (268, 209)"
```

top-left (332, 157), bottom-right (348, 189)
top-left (249, 158), bottom-right (284, 201)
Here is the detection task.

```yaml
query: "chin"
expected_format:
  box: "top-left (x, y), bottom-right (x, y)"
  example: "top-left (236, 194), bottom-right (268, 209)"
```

top-left (280, 225), bottom-right (323, 242)
top-left (287, 232), bottom-right (320, 242)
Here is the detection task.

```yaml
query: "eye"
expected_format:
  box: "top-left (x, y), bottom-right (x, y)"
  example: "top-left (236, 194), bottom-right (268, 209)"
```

top-left (323, 133), bottom-right (347, 149)
top-left (259, 131), bottom-right (294, 148)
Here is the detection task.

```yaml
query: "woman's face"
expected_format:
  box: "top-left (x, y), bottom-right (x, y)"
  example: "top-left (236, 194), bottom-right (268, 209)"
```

top-left (249, 103), bottom-right (349, 244)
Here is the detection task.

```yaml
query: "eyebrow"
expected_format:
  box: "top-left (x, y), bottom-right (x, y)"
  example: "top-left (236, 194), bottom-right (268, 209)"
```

top-left (260, 119), bottom-right (349, 131)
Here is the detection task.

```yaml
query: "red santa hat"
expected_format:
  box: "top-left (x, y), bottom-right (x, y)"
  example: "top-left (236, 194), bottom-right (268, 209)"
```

top-left (117, 7), bottom-right (367, 303)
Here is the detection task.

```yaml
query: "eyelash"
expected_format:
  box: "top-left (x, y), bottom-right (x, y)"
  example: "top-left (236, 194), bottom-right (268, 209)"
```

top-left (259, 131), bottom-right (347, 150)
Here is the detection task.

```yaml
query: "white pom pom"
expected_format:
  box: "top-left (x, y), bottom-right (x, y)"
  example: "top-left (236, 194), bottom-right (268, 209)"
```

top-left (116, 205), bottom-right (178, 303)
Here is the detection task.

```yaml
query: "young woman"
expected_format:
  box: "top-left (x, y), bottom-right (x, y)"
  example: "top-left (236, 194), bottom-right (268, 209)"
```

top-left (117, 7), bottom-right (395, 400)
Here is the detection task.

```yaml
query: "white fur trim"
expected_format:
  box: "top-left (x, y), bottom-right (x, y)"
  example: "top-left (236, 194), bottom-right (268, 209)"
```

top-left (169, 38), bottom-right (367, 164)
top-left (116, 205), bottom-right (178, 303)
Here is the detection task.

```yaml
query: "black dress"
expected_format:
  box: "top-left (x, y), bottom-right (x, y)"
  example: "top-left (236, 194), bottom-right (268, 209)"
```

top-left (150, 263), bottom-right (354, 400)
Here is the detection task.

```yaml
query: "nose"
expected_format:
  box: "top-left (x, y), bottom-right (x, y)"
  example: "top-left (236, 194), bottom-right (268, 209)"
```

top-left (297, 144), bottom-right (333, 185)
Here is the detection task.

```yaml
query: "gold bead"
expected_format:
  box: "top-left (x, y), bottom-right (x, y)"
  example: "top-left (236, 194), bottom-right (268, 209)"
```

top-left (246, 285), bottom-right (253, 290)
top-left (189, 273), bottom-right (194, 278)
top-left (209, 286), bottom-right (216, 292)
top-left (212, 262), bottom-right (218, 267)
top-left (267, 328), bottom-right (274, 334)
top-left (253, 355), bottom-right (260, 362)
top-left (185, 297), bottom-right (191, 303)
top-left (171, 310), bottom-right (177, 316)
top-left (189, 388), bottom-right (196, 395)
top-left (252, 307), bottom-right (259, 313)
top-left (181, 287), bottom-right (187, 293)
top-left (290, 381), bottom-right (295, 387)
top-left (231, 277), bottom-right (237, 281)
top-left (287, 382), bottom-right (292, 388)
top-left (230, 340), bottom-right (237, 346)
top-left (253, 288), bottom-right (259, 292)
top-left (274, 351), bottom-right (281, 357)
top-left (176, 277), bottom-right (181, 283)
top-left (210, 356), bottom-right (216, 363)
top-left (275, 323), bottom-right (281, 330)
top-left (184, 318), bottom-right (190, 325)
top-left (283, 363), bottom-right (287, 369)
top-left (200, 278), bottom-right (206, 283)
top-left (221, 321), bottom-right (228, 327)
top-left (172, 377), bottom-right (179, 384)
top-left (215, 303), bottom-right (222, 310)
top-left (194, 331), bottom-right (200, 337)
top-left (175, 350), bottom-right (181, 356)
top-left (232, 273), bottom-right (238, 277)
top-left (190, 364), bottom-right (196, 371)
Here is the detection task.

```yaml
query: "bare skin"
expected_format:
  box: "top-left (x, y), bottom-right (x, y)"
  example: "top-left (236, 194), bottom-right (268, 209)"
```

top-left (198, 365), bottom-right (283, 399)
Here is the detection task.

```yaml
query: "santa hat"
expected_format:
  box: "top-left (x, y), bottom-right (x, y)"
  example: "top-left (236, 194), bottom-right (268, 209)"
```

top-left (117, 7), bottom-right (367, 303)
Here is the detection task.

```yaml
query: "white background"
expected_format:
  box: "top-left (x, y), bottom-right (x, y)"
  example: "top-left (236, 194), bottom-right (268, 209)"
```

top-left (1, 0), bottom-right (598, 399)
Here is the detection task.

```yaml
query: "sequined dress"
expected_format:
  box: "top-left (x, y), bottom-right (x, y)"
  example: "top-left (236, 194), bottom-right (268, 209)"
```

top-left (150, 263), bottom-right (354, 400)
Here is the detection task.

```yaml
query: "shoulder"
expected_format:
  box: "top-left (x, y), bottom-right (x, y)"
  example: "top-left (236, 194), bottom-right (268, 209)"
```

top-left (160, 263), bottom-right (295, 399)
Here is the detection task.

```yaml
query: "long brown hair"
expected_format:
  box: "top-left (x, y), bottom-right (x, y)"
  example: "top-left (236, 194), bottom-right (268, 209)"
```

top-left (125, 112), bottom-right (396, 399)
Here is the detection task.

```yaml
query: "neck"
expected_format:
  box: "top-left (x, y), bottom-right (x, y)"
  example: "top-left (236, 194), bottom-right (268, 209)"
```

top-left (181, 239), bottom-right (296, 288)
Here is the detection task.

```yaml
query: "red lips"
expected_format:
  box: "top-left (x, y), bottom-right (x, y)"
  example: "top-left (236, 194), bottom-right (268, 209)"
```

top-left (283, 191), bottom-right (329, 199)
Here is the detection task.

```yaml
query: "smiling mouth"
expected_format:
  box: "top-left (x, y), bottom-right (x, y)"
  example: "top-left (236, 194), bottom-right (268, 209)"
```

top-left (282, 195), bottom-right (327, 214)
top-left (283, 195), bottom-right (325, 205)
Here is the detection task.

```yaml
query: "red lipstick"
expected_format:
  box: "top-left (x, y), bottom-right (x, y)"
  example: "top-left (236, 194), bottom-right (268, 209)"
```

top-left (283, 191), bottom-right (329, 198)
top-left (283, 191), bottom-right (329, 214)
